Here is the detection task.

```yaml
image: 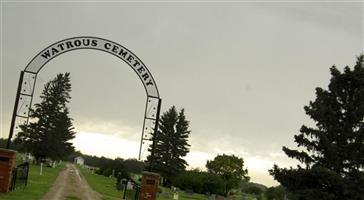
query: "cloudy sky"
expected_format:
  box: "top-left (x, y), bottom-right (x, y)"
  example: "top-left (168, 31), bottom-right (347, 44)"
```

top-left (1, 1), bottom-right (363, 186)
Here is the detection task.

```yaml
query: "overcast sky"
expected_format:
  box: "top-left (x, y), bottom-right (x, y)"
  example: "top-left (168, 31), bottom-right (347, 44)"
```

top-left (1, 1), bottom-right (363, 186)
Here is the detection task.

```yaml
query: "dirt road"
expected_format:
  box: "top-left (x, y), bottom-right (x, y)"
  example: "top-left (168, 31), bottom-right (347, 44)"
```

top-left (40, 163), bottom-right (102, 200)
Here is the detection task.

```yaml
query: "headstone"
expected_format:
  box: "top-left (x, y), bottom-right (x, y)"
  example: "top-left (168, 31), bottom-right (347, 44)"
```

top-left (127, 181), bottom-right (133, 190)
top-left (173, 193), bottom-right (179, 200)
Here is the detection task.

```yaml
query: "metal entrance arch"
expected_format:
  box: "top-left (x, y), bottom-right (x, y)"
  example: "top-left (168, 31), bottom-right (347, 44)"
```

top-left (6, 36), bottom-right (161, 166)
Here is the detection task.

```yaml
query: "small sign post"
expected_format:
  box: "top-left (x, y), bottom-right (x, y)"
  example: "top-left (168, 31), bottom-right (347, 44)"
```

top-left (40, 163), bottom-right (43, 175)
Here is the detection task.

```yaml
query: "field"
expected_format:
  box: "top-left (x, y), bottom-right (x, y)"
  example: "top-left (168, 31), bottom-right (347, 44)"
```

top-left (78, 166), bottom-right (264, 200)
top-left (77, 166), bottom-right (122, 200)
top-left (0, 163), bottom-right (65, 200)
top-left (0, 161), bottom-right (263, 200)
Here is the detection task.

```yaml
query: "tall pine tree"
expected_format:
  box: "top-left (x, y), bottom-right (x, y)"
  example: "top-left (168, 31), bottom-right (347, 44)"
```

top-left (270, 55), bottom-right (364, 200)
top-left (15, 73), bottom-right (76, 162)
top-left (147, 106), bottom-right (191, 186)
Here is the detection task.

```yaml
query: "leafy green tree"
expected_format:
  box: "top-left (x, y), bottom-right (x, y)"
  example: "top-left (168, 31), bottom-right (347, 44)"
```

top-left (0, 138), bottom-right (6, 148)
top-left (206, 154), bottom-right (249, 196)
top-left (96, 158), bottom-right (130, 179)
top-left (0, 138), bottom-right (22, 150)
top-left (123, 159), bottom-right (146, 174)
top-left (243, 185), bottom-right (264, 196)
top-left (265, 186), bottom-right (286, 200)
top-left (240, 180), bottom-right (267, 193)
top-left (147, 106), bottom-right (191, 186)
top-left (173, 169), bottom-right (225, 195)
top-left (15, 73), bottom-right (76, 162)
top-left (269, 55), bottom-right (364, 200)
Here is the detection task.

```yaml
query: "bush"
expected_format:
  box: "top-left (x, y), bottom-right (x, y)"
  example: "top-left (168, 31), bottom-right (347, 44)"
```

top-left (102, 168), bottom-right (113, 176)
top-left (173, 170), bottom-right (225, 195)
top-left (95, 158), bottom-right (130, 179)
top-left (265, 186), bottom-right (285, 200)
top-left (243, 185), bottom-right (263, 195)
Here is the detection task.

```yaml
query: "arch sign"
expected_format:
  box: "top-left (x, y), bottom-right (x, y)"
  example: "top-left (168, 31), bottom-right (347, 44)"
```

top-left (6, 36), bottom-right (162, 164)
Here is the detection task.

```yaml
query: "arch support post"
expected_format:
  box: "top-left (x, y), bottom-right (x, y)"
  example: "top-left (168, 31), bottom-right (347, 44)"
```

top-left (138, 96), bottom-right (162, 171)
top-left (7, 71), bottom-right (37, 149)
top-left (7, 71), bottom-right (24, 149)
top-left (149, 98), bottom-right (162, 172)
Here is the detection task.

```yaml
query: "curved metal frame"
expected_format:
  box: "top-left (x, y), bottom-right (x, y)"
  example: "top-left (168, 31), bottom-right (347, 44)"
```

top-left (6, 36), bottom-right (161, 166)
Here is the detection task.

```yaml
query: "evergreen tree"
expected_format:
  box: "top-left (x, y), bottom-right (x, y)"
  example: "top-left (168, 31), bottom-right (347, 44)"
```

top-left (15, 73), bottom-right (76, 162)
top-left (269, 55), bottom-right (364, 200)
top-left (147, 106), bottom-right (191, 186)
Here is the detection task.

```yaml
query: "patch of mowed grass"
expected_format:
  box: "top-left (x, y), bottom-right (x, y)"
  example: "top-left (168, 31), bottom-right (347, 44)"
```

top-left (78, 167), bottom-right (262, 200)
top-left (0, 163), bottom-right (65, 200)
top-left (157, 187), bottom-right (207, 200)
top-left (78, 167), bottom-right (158, 200)
top-left (159, 192), bottom-right (207, 200)
top-left (77, 166), bottom-right (122, 200)
top-left (65, 196), bottom-right (81, 200)
top-left (158, 188), bottom-right (265, 200)
top-left (178, 192), bottom-right (207, 200)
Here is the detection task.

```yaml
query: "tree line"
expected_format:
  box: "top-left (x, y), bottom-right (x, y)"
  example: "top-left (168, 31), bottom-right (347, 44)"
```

top-left (67, 152), bottom-right (145, 179)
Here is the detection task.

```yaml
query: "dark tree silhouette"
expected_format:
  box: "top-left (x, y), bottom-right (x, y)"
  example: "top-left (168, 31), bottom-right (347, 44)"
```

top-left (147, 106), bottom-right (191, 186)
top-left (270, 55), bottom-right (364, 200)
top-left (15, 73), bottom-right (76, 162)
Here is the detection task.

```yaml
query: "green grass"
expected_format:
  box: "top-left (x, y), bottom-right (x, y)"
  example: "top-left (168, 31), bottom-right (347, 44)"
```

top-left (157, 188), bottom-right (266, 200)
top-left (157, 187), bottom-right (207, 200)
top-left (0, 163), bottom-right (65, 200)
top-left (65, 196), bottom-right (81, 200)
top-left (78, 166), bottom-right (123, 200)
top-left (78, 167), bottom-right (265, 200)
top-left (78, 167), bottom-right (207, 200)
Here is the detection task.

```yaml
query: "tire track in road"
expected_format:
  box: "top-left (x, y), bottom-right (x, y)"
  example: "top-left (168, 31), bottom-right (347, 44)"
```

top-left (40, 163), bottom-right (102, 200)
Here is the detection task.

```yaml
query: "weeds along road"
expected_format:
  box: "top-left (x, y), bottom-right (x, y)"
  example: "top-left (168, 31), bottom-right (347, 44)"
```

top-left (40, 163), bottom-right (101, 200)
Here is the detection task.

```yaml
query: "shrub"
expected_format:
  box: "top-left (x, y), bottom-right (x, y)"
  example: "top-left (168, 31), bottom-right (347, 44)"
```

top-left (173, 170), bottom-right (225, 195)
top-left (95, 158), bottom-right (130, 179)
top-left (265, 186), bottom-right (285, 200)
top-left (243, 185), bottom-right (263, 195)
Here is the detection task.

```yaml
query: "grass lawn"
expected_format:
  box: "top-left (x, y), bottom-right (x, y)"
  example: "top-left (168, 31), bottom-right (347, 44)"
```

top-left (77, 166), bottom-right (123, 200)
top-left (155, 186), bottom-right (264, 200)
top-left (78, 167), bottom-right (264, 200)
top-left (65, 196), bottom-right (81, 200)
top-left (0, 163), bottom-right (65, 200)
top-left (156, 187), bottom-right (206, 200)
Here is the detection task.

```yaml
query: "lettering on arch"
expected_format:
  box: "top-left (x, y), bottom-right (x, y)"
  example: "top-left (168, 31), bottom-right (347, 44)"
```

top-left (25, 36), bottom-right (159, 98)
